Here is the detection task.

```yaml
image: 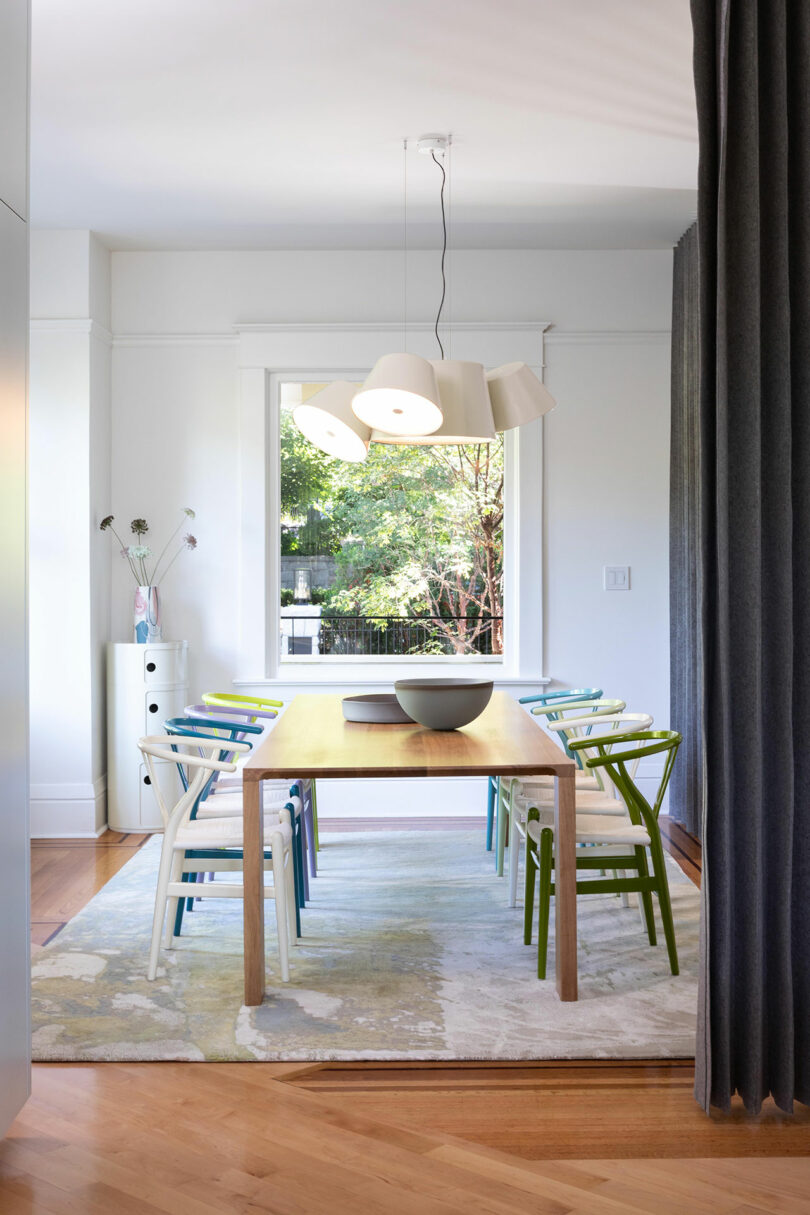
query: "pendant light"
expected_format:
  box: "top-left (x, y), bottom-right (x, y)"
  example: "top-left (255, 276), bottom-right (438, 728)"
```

top-left (372, 359), bottom-right (496, 445)
top-left (486, 362), bottom-right (557, 431)
top-left (293, 133), bottom-right (556, 459)
top-left (292, 380), bottom-right (370, 462)
top-left (352, 352), bottom-right (443, 436)
top-left (359, 135), bottom-right (498, 446)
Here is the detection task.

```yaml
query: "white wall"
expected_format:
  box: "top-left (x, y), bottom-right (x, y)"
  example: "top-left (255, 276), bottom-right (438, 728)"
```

top-left (29, 231), bottom-right (111, 835)
top-left (544, 337), bottom-right (671, 729)
top-left (108, 249), bottom-right (672, 729)
top-left (32, 240), bottom-right (672, 829)
top-left (111, 249), bottom-right (672, 334)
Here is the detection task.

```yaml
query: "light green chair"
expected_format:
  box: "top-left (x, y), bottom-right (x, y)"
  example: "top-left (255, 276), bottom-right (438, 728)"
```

top-left (523, 730), bottom-right (682, 980)
top-left (494, 698), bottom-right (626, 876)
top-left (202, 691), bottom-right (321, 854)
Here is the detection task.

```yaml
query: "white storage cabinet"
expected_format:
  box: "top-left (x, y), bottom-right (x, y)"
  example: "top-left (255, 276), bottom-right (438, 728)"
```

top-left (107, 641), bottom-right (189, 831)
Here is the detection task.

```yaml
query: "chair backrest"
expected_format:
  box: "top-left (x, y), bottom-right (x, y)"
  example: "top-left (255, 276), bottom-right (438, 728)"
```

top-left (531, 699), bottom-right (626, 764)
top-left (181, 706), bottom-right (277, 794)
top-left (549, 712), bottom-right (654, 794)
top-left (518, 687), bottom-right (602, 707)
top-left (165, 715), bottom-right (262, 754)
top-left (202, 691), bottom-right (283, 724)
top-left (164, 716), bottom-right (261, 805)
top-left (138, 735), bottom-right (245, 837)
top-left (185, 702), bottom-right (277, 729)
top-left (568, 730), bottom-right (682, 834)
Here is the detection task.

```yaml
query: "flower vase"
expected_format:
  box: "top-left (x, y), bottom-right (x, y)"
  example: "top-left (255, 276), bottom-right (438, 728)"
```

top-left (134, 585), bottom-right (162, 644)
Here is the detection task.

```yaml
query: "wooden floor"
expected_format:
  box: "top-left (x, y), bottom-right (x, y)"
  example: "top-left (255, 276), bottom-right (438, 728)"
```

top-left (29, 830), bottom-right (150, 946)
top-left (6, 820), bottom-right (807, 1214)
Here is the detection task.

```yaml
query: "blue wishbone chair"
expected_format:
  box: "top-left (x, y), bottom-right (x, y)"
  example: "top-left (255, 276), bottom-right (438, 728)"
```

top-left (517, 687), bottom-right (603, 707)
top-left (185, 701), bottom-right (317, 885)
top-left (163, 717), bottom-right (306, 937)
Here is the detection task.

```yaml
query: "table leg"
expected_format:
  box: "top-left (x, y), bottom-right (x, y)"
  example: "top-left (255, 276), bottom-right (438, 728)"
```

top-left (554, 770), bottom-right (577, 1001)
top-left (243, 777), bottom-right (265, 1006)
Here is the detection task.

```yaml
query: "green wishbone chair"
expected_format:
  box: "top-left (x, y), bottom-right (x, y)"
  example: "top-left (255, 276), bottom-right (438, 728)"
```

top-left (503, 711), bottom-right (655, 906)
top-left (523, 730), bottom-right (682, 981)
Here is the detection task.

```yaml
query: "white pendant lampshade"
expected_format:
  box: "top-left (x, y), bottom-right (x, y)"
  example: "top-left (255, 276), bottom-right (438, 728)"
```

top-left (486, 362), bottom-right (556, 431)
top-left (293, 380), bottom-right (370, 462)
top-left (352, 353), bottom-right (443, 437)
top-left (372, 360), bottom-right (496, 445)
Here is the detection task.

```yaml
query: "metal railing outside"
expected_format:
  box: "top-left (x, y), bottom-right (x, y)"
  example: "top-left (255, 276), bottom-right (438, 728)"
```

top-left (281, 613), bottom-right (503, 657)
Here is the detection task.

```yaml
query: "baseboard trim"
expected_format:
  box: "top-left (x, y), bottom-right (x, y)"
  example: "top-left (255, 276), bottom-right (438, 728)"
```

top-left (29, 774), bottom-right (108, 838)
top-left (319, 816), bottom-right (486, 832)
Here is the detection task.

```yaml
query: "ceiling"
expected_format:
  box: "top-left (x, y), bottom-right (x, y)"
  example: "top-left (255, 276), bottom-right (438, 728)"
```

top-left (31, 0), bottom-right (698, 250)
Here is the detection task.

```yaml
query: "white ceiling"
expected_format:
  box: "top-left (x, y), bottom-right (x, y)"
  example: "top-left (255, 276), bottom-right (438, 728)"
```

top-left (31, 0), bottom-right (698, 250)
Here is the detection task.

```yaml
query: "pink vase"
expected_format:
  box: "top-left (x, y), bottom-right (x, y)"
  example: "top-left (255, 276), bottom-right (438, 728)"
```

top-left (134, 585), bottom-right (161, 643)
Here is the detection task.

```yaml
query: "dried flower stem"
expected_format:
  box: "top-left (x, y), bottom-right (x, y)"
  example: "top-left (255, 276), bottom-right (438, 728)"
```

top-left (105, 522), bottom-right (141, 584)
top-left (151, 509), bottom-right (194, 583)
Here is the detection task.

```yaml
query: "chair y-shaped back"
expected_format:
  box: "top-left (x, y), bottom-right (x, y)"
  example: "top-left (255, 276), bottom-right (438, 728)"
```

top-left (518, 687), bottom-right (603, 707)
top-left (202, 691), bottom-right (321, 862)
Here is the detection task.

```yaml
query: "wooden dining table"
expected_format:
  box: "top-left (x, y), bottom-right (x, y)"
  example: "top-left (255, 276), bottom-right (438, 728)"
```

top-left (241, 691), bottom-right (577, 1006)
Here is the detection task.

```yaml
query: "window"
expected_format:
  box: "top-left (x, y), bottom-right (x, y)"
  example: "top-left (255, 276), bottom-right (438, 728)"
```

top-left (279, 381), bottom-right (504, 662)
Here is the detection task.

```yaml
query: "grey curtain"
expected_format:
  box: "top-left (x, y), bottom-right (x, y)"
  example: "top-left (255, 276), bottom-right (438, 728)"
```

top-left (670, 224), bottom-right (702, 838)
top-left (690, 0), bottom-right (810, 1113)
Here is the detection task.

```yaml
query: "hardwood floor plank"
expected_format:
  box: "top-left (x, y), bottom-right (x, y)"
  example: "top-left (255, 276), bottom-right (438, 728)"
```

top-left (6, 1063), bottom-right (810, 1215)
top-left (30, 844), bottom-right (147, 926)
top-left (288, 1062), bottom-right (810, 1159)
top-left (22, 822), bottom-right (809, 1215)
top-left (30, 922), bottom-right (66, 946)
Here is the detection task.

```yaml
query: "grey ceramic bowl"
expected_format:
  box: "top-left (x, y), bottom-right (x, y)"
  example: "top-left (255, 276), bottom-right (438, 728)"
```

top-left (394, 678), bottom-right (494, 730)
top-left (341, 693), bottom-right (414, 724)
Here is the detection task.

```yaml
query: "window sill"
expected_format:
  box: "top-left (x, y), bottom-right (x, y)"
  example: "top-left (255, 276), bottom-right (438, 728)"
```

top-left (234, 663), bottom-right (548, 693)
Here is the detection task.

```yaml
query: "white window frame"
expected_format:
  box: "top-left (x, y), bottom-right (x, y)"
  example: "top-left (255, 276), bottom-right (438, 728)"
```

top-left (234, 322), bottom-right (549, 695)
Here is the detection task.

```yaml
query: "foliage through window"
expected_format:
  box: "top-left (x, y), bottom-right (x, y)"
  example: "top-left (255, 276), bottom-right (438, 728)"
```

top-left (279, 383), bottom-right (504, 658)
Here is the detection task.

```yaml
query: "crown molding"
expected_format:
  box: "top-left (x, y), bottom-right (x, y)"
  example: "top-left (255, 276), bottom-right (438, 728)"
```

top-left (234, 321), bottom-right (553, 335)
top-left (32, 322), bottom-right (669, 349)
top-left (30, 318), bottom-right (114, 346)
top-left (113, 333), bottom-right (239, 348)
top-left (545, 329), bottom-right (669, 346)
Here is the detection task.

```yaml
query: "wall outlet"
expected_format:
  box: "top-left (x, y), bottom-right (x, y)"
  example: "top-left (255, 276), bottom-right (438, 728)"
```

top-left (604, 565), bottom-right (630, 591)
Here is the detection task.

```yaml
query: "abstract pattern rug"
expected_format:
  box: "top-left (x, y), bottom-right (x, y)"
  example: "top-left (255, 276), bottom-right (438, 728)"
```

top-left (31, 830), bottom-right (699, 1061)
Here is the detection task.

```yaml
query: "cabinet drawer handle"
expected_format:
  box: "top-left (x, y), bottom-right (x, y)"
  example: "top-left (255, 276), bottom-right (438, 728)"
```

top-left (144, 775), bottom-right (151, 785)
top-left (146, 661), bottom-right (156, 672)
top-left (148, 703), bottom-right (159, 713)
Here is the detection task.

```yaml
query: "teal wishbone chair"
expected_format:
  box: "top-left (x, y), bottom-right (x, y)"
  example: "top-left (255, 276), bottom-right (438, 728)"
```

top-left (486, 688), bottom-right (604, 854)
top-left (202, 691), bottom-right (321, 856)
top-left (494, 698), bottom-right (627, 875)
top-left (517, 687), bottom-right (603, 707)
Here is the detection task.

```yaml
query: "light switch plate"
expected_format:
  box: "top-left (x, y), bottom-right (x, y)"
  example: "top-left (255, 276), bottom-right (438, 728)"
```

top-left (604, 565), bottom-right (630, 591)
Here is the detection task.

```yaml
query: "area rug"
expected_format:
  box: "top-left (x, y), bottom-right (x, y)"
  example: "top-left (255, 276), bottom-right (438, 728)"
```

top-left (31, 830), bottom-right (699, 1061)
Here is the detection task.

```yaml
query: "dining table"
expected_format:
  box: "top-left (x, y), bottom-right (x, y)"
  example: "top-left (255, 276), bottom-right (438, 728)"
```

top-left (240, 691), bottom-right (577, 1006)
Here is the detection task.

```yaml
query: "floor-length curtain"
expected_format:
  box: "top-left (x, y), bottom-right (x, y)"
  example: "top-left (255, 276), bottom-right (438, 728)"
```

top-left (670, 224), bottom-right (702, 839)
top-left (690, 0), bottom-right (810, 1113)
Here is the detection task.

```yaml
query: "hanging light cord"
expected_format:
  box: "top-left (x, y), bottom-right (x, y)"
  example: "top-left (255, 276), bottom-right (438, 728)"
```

top-left (431, 150), bottom-right (447, 359)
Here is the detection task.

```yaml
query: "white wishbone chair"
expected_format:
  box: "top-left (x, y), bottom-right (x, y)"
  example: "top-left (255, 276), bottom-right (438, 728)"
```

top-left (139, 736), bottom-right (296, 984)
